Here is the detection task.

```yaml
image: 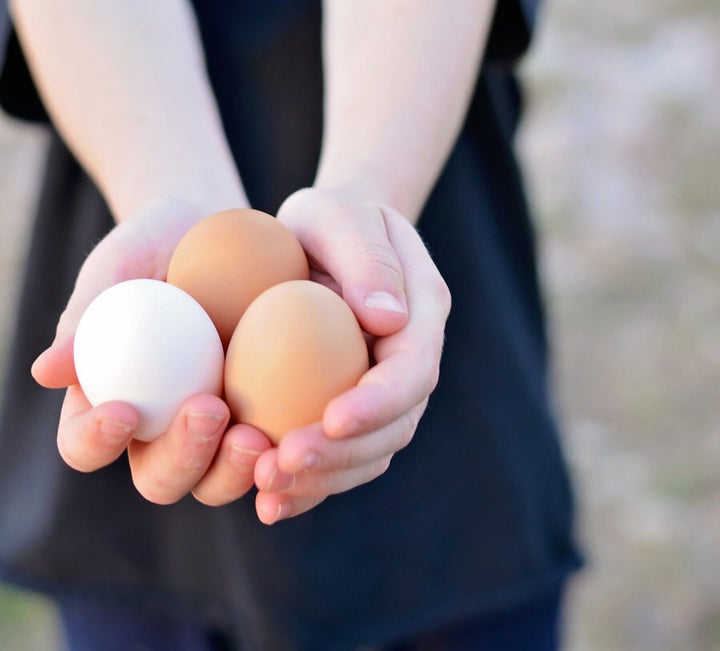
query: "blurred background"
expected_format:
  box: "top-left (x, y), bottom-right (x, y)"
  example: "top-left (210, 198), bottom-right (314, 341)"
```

top-left (0, 0), bottom-right (718, 649)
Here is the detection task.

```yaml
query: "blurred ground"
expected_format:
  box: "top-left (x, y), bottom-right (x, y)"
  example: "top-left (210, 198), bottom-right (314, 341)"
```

top-left (519, 0), bottom-right (720, 649)
top-left (0, 90), bottom-right (59, 650)
top-left (0, 0), bottom-right (718, 649)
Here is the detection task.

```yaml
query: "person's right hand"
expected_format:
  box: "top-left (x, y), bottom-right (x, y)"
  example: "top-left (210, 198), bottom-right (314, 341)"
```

top-left (31, 198), bottom-right (272, 504)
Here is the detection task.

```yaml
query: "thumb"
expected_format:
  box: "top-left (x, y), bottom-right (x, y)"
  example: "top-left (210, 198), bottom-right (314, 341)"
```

top-left (31, 198), bottom-right (210, 389)
top-left (30, 304), bottom-right (77, 389)
top-left (31, 278), bottom-right (108, 389)
top-left (31, 238), bottom-right (131, 389)
top-left (278, 193), bottom-right (409, 337)
top-left (31, 329), bottom-right (77, 389)
top-left (31, 231), bottom-right (148, 389)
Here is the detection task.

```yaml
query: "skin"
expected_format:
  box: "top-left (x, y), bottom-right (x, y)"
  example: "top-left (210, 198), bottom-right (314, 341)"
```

top-left (14, 0), bottom-right (494, 524)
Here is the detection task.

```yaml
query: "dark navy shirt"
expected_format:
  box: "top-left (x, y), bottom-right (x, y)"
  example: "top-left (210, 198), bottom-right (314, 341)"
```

top-left (0, 3), bottom-right (581, 649)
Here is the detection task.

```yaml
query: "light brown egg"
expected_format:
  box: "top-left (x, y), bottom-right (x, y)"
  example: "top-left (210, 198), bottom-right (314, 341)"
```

top-left (224, 280), bottom-right (370, 444)
top-left (166, 208), bottom-right (309, 347)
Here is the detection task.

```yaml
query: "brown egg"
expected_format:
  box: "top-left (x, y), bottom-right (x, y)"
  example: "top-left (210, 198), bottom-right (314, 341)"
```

top-left (225, 280), bottom-right (370, 444)
top-left (166, 208), bottom-right (309, 347)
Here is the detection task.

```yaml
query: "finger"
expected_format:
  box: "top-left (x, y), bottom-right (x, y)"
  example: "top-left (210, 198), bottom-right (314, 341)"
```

top-left (323, 209), bottom-right (450, 438)
top-left (57, 385), bottom-right (138, 472)
top-left (32, 335), bottom-right (79, 389)
top-left (255, 492), bottom-right (326, 526)
top-left (256, 453), bottom-right (394, 499)
top-left (273, 407), bottom-right (422, 475)
top-left (191, 423), bottom-right (272, 507)
top-left (32, 244), bottom-right (151, 389)
top-left (278, 191), bottom-right (409, 336)
top-left (127, 393), bottom-right (229, 505)
top-left (319, 331), bottom-right (439, 442)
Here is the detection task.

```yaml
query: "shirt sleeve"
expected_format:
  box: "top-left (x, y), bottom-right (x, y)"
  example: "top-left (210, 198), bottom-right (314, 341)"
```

top-left (0, 3), bottom-right (49, 123)
top-left (0, 0), bottom-right (543, 123)
top-left (485, 0), bottom-right (542, 66)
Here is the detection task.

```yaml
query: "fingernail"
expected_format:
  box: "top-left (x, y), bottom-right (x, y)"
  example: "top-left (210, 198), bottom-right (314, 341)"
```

top-left (364, 291), bottom-right (406, 314)
top-left (230, 444), bottom-right (262, 467)
top-left (274, 501), bottom-right (292, 522)
top-left (187, 412), bottom-right (225, 442)
top-left (99, 418), bottom-right (136, 443)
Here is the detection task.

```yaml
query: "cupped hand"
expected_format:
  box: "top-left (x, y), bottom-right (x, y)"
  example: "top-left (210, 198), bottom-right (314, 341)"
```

top-left (31, 198), bottom-right (271, 505)
top-left (252, 188), bottom-right (451, 524)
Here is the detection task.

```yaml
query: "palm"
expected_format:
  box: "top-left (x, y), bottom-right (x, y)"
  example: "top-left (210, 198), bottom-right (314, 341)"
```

top-left (32, 202), bottom-right (206, 390)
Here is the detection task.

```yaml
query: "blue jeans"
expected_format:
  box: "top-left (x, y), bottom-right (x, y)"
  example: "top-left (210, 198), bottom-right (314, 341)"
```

top-left (59, 588), bottom-right (564, 651)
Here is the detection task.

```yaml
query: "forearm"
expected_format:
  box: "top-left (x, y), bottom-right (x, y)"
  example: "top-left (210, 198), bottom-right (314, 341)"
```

top-left (316, 0), bottom-right (495, 223)
top-left (10, 0), bottom-right (246, 221)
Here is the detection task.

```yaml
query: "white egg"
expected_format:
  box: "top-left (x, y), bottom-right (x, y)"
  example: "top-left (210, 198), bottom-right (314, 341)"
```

top-left (74, 279), bottom-right (224, 441)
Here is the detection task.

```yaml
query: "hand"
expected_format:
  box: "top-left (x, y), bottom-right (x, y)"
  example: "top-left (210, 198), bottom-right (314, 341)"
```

top-left (249, 188), bottom-right (451, 524)
top-left (31, 198), bottom-right (272, 505)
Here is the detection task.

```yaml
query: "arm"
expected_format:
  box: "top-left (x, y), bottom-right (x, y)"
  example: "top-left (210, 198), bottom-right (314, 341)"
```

top-left (16, 1), bottom-right (269, 505)
top-left (16, 0), bottom-right (496, 516)
top-left (10, 0), bottom-right (245, 219)
top-left (316, 0), bottom-right (495, 222)
top-left (236, 1), bottom-right (495, 522)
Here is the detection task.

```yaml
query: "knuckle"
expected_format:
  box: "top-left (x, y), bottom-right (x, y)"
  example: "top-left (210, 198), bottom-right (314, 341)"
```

top-left (432, 275), bottom-right (452, 317)
top-left (372, 455), bottom-right (393, 479)
top-left (192, 463), bottom-right (255, 507)
top-left (360, 243), bottom-right (403, 283)
top-left (417, 350), bottom-right (442, 396)
top-left (422, 357), bottom-right (440, 395)
top-left (57, 415), bottom-right (116, 473)
top-left (276, 187), bottom-right (315, 219)
top-left (303, 470), bottom-right (334, 498)
top-left (129, 466), bottom-right (180, 506)
top-left (398, 409), bottom-right (420, 450)
top-left (339, 444), bottom-right (358, 470)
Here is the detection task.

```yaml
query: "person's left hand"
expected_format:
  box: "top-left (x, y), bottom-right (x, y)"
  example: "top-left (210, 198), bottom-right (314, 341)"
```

top-left (198, 188), bottom-right (451, 523)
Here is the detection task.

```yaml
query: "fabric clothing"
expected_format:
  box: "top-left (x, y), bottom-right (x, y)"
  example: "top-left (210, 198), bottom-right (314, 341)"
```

top-left (0, 2), bottom-right (582, 650)
top-left (59, 599), bottom-right (233, 651)
top-left (58, 587), bottom-right (564, 651)
top-left (386, 588), bottom-right (565, 651)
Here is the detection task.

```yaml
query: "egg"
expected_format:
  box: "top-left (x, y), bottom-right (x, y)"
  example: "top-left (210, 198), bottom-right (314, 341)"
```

top-left (73, 279), bottom-right (225, 442)
top-left (166, 208), bottom-right (309, 347)
top-left (224, 280), bottom-right (369, 444)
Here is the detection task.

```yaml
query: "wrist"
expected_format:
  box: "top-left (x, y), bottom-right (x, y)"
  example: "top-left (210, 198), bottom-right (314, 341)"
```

top-left (114, 185), bottom-right (249, 225)
top-left (119, 195), bottom-right (249, 234)
top-left (313, 165), bottom-right (419, 224)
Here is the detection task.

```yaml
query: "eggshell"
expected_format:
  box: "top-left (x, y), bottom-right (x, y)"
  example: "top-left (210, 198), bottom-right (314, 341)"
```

top-left (73, 279), bottom-right (225, 442)
top-left (166, 208), bottom-right (309, 347)
top-left (224, 280), bottom-right (369, 443)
